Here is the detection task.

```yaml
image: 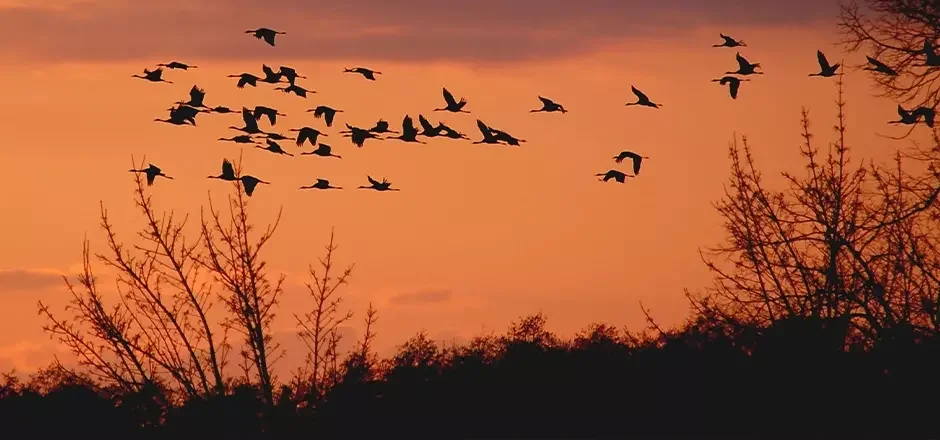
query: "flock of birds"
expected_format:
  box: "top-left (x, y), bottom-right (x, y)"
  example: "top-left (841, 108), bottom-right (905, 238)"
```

top-left (128, 28), bottom-right (935, 193)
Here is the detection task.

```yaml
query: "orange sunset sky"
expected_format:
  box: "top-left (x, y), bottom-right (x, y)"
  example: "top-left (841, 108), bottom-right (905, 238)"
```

top-left (0, 0), bottom-right (927, 375)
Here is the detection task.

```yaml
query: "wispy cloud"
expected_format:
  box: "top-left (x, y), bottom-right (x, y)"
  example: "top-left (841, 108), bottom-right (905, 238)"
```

top-left (0, 269), bottom-right (64, 293)
top-left (0, 0), bottom-right (839, 64)
top-left (388, 289), bottom-right (453, 306)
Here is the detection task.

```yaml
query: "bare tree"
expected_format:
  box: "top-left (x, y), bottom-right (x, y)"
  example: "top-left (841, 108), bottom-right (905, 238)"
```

top-left (293, 228), bottom-right (354, 394)
top-left (198, 158), bottom-right (284, 408)
top-left (690, 77), bottom-right (940, 344)
top-left (357, 302), bottom-right (379, 361)
top-left (39, 161), bottom-right (229, 401)
top-left (838, 0), bottom-right (940, 108)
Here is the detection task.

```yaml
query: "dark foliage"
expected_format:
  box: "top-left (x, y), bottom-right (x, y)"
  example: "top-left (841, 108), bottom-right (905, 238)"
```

top-left (2, 311), bottom-right (938, 439)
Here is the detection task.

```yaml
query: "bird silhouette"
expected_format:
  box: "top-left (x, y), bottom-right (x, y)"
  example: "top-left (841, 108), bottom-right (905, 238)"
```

top-left (300, 179), bottom-right (342, 190)
top-left (246, 28), bottom-right (285, 46)
top-left (919, 39), bottom-right (940, 67)
top-left (437, 122), bottom-right (470, 140)
top-left (129, 164), bottom-right (173, 186)
top-left (228, 73), bottom-right (261, 88)
top-left (177, 85), bottom-right (208, 108)
top-left (888, 105), bottom-right (936, 127)
top-left (367, 119), bottom-right (398, 134)
top-left (344, 67), bottom-right (381, 80)
top-left (473, 120), bottom-right (501, 144)
top-left (713, 33), bottom-right (746, 48)
top-left (219, 135), bottom-right (257, 144)
top-left (230, 108), bottom-right (265, 134)
top-left (307, 106), bottom-right (343, 127)
top-left (275, 83), bottom-right (313, 98)
top-left (155, 106), bottom-right (196, 126)
top-left (278, 66), bottom-right (306, 85)
top-left (263, 132), bottom-right (294, 141)
top-left (344, 124), bottom-right (378, 148)
top-left (596, 170), bottom-right (634, 183)
top-left (809, 50), bottom-right (841, 77)
top-left (417, 115), bottom-right (443, 137)
top-left (358, 176), bottom-right (399, 191)
top-left (261, 65), bottom-right (285, 84)
top-left (132, 67), bottom-right (172, 83)
top-left (727, 53), bottom-right (763, 75)
top-left (168, 105), bottom-right (201, 125)
top-left (889, 104), bottom-right (920, 126)
top-left (257, 139), bottom-right (294, 156)
top-left (207, 159), bottom-right (238, 181)
top-left (711, 76), bottom-right (749, 99)
top-left (300, 143), bottom-right (342, 159)
top-left (613, 151), bottom-right (649, 175)
top-left (239, 175), bottom-right (269, 196)
top-left (394, 115), bottom-right (425, 143)
top-left (435, 87), bottom-right (470, 113)
top-left (864, 56), bottom-right (899, 76)
top-left (625, 86), bottom-right (662, 108)
top-left (157, 61), bottom-right (196, 70)
top-left (208, 106), bottom-right (236, 114)
top-left (531, 96), bottom-right (567, 113)
top-left (492, 128), bottom-right (525, 146)
top-left (253, 106), bottom-right (286, 126)
top-left (290, 126), bottom-right (328, 147)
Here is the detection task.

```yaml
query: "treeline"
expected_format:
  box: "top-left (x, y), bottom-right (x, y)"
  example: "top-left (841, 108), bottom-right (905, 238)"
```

top-left (2, 312), bottom-right (938, 439)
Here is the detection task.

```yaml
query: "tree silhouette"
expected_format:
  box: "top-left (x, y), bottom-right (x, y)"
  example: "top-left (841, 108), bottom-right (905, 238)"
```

top-left (293, 229), bottom-right (354, 397)
top-left (38, 157), bottom-right (229, 402)
top-left (691, 76), bottom-right (940, 349)
top-left (839, 0), bottom-right (940, 107)
top-left (197, 156), bottom-right (284, 414)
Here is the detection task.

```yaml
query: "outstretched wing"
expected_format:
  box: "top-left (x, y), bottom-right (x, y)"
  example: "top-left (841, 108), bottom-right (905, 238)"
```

top-left (476, 119), bottom-right (492, 135)
top-left (631, 86), bottom-right (648, 102)
top-left (296, 128), bottom-right (311, 146)
top-left (190, 86), bottom-right (205, 103)
top-left (262, 64), bottom-right (276, 77)
top-left (817, 50), bottom-right (830, 69)
top-left (222, 159), bottom-right (235, 177)
top-left (242, 107), bottom-right (254, 126)
top-left (418, 114), bottom-right (434, 130)
top-left (898, 104), bottom-right (909, 117)
top-left (538, 96), bottom-right (553, 106)
top-left (313, 106), bottom-right (326, 118)
top-left (442, 87), bottom-right (456, 106)
top-left (402, 115), bottom-right (414, 130)
top-left (316, 179), bottom-right (328, 185)
top-left (729, 79), bottom-right (740, 99)
top-left (736, 52), bottom-right (748, 70)
top-left (367, 175), bottom-right (380, 186)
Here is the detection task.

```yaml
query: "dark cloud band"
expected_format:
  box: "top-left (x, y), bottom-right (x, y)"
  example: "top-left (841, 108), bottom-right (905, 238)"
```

top-left (0, 0), bottom-right (838, 64)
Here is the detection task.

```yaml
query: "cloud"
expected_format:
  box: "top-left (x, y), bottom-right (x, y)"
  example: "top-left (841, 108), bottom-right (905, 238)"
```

top-left (0, 0), bottom-right (840, 64)
top-left (0, 340), bottom-right (60, 373)
top-left (0, 269), bottom-right (64, 293)
top-left (388, 289), bottom-right (453, 306)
